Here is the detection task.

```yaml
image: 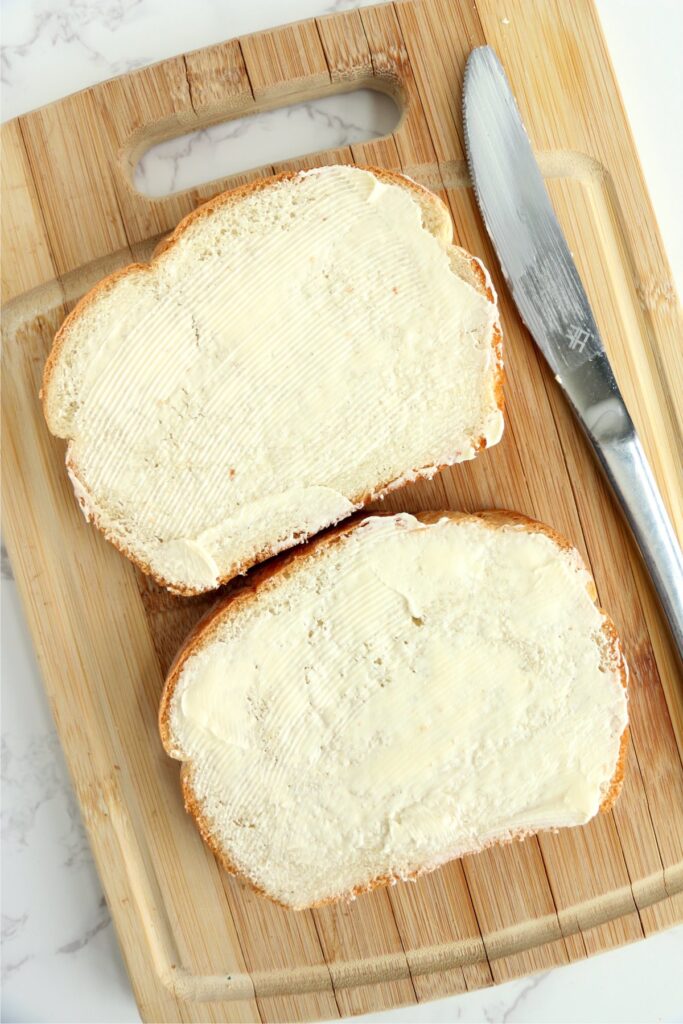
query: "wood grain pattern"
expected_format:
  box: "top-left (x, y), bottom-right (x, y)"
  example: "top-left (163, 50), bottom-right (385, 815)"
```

top-left (1, 1), bottom-right (682, 1021)
top-left (316, 9), bottom-right (373, 84)
top-left (240, 22), bottom-right (329, 98)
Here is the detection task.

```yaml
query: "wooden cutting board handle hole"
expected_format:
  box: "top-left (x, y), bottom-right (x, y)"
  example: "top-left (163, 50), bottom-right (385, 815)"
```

top-left (125, 84), bottom-right (401, 200)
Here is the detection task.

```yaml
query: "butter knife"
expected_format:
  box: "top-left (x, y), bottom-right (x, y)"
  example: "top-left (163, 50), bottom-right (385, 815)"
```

top-left (463, 45), bottom-right (683, 656)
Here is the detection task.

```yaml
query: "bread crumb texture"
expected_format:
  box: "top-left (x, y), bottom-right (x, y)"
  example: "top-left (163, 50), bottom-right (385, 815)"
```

top-left (166, 512), bottom-right (628, 909)
top-left (43, 166), bottom-right (503, 593)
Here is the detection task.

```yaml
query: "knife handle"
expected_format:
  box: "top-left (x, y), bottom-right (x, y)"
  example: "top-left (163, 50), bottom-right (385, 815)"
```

top-left (595, 432), bottom-right (683, 658)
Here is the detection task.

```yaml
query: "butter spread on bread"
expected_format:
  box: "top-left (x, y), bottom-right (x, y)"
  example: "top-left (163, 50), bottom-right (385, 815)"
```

top-left (160, 511), bottom-right (628, 910)
top-left (42, 166), bottom-right (503, 594)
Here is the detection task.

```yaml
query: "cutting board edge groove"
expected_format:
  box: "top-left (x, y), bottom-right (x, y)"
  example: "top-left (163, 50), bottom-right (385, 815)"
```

top-left (3, 2), bottom-right (683, 1021)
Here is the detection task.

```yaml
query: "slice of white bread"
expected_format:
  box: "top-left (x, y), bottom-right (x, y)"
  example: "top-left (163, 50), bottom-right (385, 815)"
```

top-left (41, 166), bottom-right (504, 595)
top-left (160, 511), bottom-right (628, 910)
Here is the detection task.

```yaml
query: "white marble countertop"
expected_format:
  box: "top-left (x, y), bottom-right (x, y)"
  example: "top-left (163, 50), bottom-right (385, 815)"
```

top-left (2, 1), bottom-right (682, 1021)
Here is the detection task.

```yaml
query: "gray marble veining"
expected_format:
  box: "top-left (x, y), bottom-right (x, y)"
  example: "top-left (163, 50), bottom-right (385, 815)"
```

top-left (135, 90), bottom-right (398, 196)
top-left (1, 543), bottom-right (13, 580)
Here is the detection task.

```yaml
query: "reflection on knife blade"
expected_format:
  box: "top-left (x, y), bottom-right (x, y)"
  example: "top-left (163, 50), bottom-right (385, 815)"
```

top-left (462, 45), bottom-right (683, 655)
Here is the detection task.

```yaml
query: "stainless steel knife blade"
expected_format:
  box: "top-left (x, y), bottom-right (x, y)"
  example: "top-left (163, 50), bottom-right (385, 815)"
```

top-left (463, 45), bottom-right (683, 655)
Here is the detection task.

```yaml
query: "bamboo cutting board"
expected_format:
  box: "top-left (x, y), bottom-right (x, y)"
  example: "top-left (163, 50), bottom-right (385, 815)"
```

top-left (2, 0), bottom-right (683, 1020)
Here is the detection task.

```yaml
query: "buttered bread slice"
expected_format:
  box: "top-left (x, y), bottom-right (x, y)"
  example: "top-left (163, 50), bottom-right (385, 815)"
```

top-left (42, 166), bottom-right (503, 594)
top-left (160, 511), bottom-right (628, 910)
